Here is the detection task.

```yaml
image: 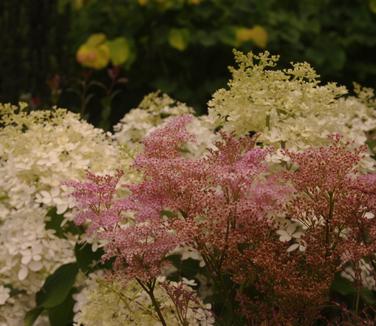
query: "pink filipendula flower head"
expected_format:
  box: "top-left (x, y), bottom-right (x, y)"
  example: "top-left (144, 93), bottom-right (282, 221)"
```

top-left (66, 170), bottom-right (124, 234)
top-left (120, 115), bottom-right (293, 290)
top-left (139, 114), bottom-right (194, 160)
top-left (106, 220), bottom-right (182, 281)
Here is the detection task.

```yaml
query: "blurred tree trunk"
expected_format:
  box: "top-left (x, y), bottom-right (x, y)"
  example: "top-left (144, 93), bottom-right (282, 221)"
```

top-left (0, 0), bottom-right (71, 103)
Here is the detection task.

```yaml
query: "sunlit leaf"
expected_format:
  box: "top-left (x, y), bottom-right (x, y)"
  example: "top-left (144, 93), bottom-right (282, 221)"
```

top-left (235, 25), bottom-right (268, 48)
top-left (76, 34), bottom-right (110, 69)
top-left (107, 37), bottom-right (131, 66)
top-left (86, 33), bottom-right (107, 47)
top-left (168, 28), bottom-right (190, 51)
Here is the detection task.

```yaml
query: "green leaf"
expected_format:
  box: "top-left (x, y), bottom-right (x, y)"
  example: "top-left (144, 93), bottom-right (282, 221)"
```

top-left (45, 208), bottom-right (65, 238)
top-left (86, 33), bottom-right (107, 47)
top-left (217, 26), bottom-right (238, 47)
top-left (160, 209), bottom-right (178, 218)
top-left (48, 290), bottom-right (75, 326)
top-left (75, 242), bottom-right (103, 273)
top-left (46, 208), bottom-right (83, 238)
top-left (360, 288), bottom-right (376, 305)
top-left (366, 139), bottom-right (376, 154)
top-left (331, 274), bottom-right (356, 296)
top-left (24, 307), bottom-right (44, 326)
top-left (36, 263), bottom-right (78, 309)
top-left (195, 30), bottom-right (216, 47)
top-left (107, 37), bottom-right (132, 66)
top-left (168, 28), bottom-right (190, 51)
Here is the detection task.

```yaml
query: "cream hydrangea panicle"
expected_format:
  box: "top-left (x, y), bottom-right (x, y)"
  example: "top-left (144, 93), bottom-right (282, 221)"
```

top-left (208, 51), bottom-right (376, 150)
top-left (114, 92), bottom-right (217, 158)
top-left (0, 103), bottom-right (121, 324)
top-left (114, 91), bottom-right (194, 146)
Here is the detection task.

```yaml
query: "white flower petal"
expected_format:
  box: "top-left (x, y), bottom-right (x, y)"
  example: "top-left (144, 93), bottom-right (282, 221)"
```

top-left (287, 243), bottom-right (300, 252)
top-left (18, 267), bottom-right (28, 281)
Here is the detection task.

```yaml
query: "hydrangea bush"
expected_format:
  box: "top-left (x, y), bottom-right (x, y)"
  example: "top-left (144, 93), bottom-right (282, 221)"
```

top-left (0, 103), bottom-right (123, 325)
top-left (1, 51), bottom-right (376, 325)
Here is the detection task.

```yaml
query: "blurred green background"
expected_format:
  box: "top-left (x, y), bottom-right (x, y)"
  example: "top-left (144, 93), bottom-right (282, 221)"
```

top-left (1, 0), bottom-right (376, 129)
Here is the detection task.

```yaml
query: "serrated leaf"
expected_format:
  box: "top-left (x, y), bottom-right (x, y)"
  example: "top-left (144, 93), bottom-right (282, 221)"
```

top-left (24, 307), bottom-right (44, 326)
top-left (168, 28), bottom-right (190, 51)
top-left (36, 263), bottom-right (78, 309)
top-left (107, 37), bottom-right (132, 66)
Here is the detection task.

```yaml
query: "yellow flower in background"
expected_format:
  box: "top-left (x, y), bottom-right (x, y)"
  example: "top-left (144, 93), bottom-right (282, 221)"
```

top-left (235, 25), bottom-right (268, 48)
top-left (76, 33), bottom-right (110, 69)
top-left (137, 0), bottom-right (148, 5)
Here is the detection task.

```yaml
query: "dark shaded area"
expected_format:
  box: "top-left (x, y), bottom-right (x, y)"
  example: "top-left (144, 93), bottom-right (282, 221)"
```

top-left (0, 0), bottom-right (71, 102)
top-left (0, 0), bottom-right (375, 129)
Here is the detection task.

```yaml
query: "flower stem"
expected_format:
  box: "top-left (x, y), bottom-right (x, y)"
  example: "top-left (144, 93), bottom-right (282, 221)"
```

top-left (137, 278), bottom-right (167, 326)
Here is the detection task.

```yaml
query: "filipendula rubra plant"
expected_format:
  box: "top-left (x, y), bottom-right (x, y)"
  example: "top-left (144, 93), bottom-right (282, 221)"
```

top-left (276, 137), bottom-right (376, 324)
top-left (68, 116), bottom-right (376, 325)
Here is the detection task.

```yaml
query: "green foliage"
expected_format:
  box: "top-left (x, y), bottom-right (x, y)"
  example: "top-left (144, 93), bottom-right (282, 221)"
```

top-left (45, 207), bottom-right (83, 238)
top-left (36, 263), bottom-right (78, 308)
top-left (25, 263), bottom-right (79, 325)
top-left (24, 307), bottom-right (44, 326)
top-left (331, 273), bottom-right (376, 310)
top-left (168, 28), bottom-right (190, 51)
top-left (74, 242), bottom-right (104, 273)
top-left (62, 0), bottom-right (376, 122)
top-left (48, 290), bottom-right (76, 326)
top-left (107, 37), bottom-right (135, 66)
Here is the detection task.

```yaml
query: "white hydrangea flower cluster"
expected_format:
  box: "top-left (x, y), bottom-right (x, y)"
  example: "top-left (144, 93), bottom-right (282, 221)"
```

top-left (114, 92), bottom-right (217, 158)
top-left (0, 103), bottom-right (121, 325)
top-left (114, 91), bottom-right (194, 147)
top-left (0, 290), bottom-right (48, 326)
top-left (73, 273), bottom-right (214, 326)
top-left (208, 51), bottom-right (376, 150)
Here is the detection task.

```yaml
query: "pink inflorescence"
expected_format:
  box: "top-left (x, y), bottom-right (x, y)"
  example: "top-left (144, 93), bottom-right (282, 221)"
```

top-left (66, 170), bottom-right (124, 233)
top-left (67, 117), bottom-right (376, 324)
